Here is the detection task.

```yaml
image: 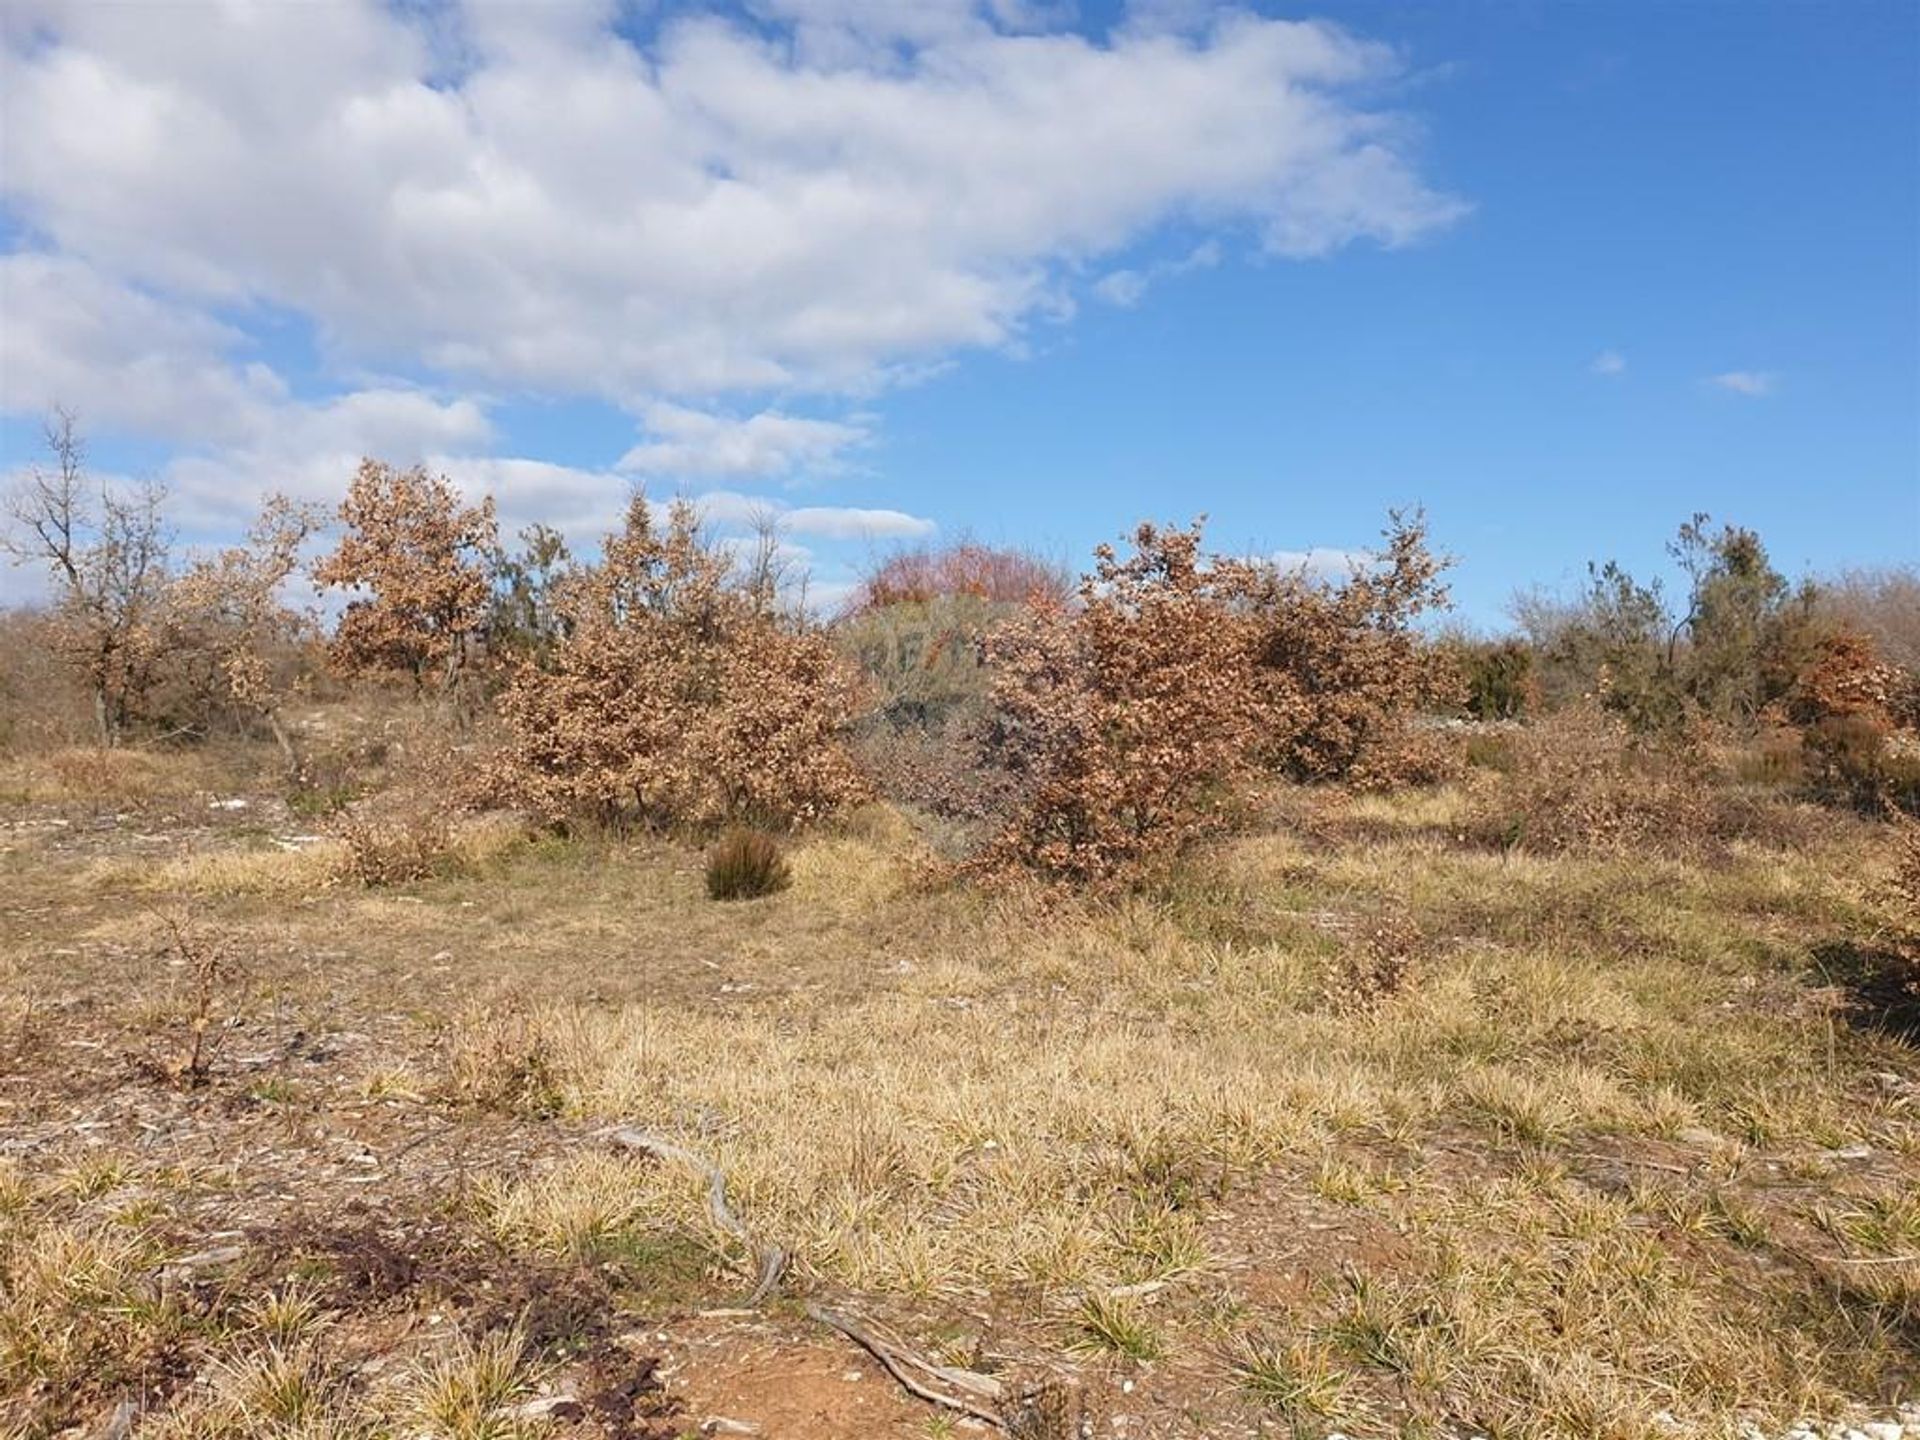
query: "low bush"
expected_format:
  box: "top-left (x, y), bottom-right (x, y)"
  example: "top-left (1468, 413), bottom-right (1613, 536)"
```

top-left (977, 512), bottom-right (1457, 887)
top-left (1346, 722), bottom-right (1466, 793)
top-left (978, 521), bottom-right (1265, 887)
top-left (1474, 704), bottom-right (1719, 853)
top-left (331, 804), bottom-right (450, 887)
top-left (1786, 629), bottom-right (1920, 811)
top-left (705, 827), bottom-right (792, 900)
top-left (494, 496), bottom-right (867, 831)
top-left (324, 719), bottom-right (470, 886)
top-left (1449, 634), bottom-right (1536, 721)
top-left (843, 540), bottom-right (1070, 614)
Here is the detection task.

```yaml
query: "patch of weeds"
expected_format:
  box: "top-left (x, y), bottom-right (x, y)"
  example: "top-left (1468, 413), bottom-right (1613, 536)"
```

top-left (1068, 1291), bottom-right (1161, 1362)
top-left (1814, 1189), bottom-right (1920, 1255)
top-left (1325, 1271), bottom-right (1423, 1377)
top-left (248, 1076), bottom-right (301, 1106)
top-left (1225, 1332), bottom-right (1354, 1423)
top-left (1311, 1156), bottom-right (1405, 1207)
top-left (592, 1230), bottom-right (715, 1307)
top-left (399, 1324), bottom-right (540, 1439)
top-left (1110, 1200), bottom-right (1210, 1283)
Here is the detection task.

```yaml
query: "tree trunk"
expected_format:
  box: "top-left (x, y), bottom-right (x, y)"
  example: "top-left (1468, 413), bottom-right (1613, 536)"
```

top-left (264, 707), bottom-right (299, 774)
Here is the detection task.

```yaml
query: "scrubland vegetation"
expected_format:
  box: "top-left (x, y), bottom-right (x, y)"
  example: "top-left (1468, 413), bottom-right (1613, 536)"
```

top-left (2, 421), bottom-right (1917, 1438)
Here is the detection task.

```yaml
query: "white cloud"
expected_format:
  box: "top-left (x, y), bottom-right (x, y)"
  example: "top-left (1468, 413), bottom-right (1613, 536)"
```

top-left (1091, 238), bottom-right (1221, 308)
top-left (1271, 545), bottom-right (1372, 580)
top-left (1588, 349), bottom-right (1626, 377)
top-left (1, 2), bottom-right (1463, 576)
top-left (1, 251), bottom-right (492, 533)
top-left (0, 253), bottom-right (280, 446)
top-left (0, 1), bottom-right (1464, 406)
top-left (1092, 269), bottom-right (1150, 307)
top-left (616, 402), bottom-right (872, 480)
top-left (668, 488), bottom-right (935, 541)
top-left (1708, 370), bottom-right (1777, 397)
top-left (784, 505), bottom-right (936, 540)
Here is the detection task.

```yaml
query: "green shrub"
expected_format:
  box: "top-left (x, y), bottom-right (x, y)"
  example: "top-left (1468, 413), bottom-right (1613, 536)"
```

top-left (705, 827), bottom-right (791, 901)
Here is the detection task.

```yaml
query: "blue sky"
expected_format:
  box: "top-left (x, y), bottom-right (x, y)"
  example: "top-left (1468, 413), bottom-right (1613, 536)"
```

top-left (1, 0), bottom-right (1914, 622)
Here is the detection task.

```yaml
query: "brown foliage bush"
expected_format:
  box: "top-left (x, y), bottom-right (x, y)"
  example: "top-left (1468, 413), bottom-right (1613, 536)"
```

top-left (1474, 704), bottom-right (1720, 853)
top-left (160, 496), bottom-right (321, 762)
top-left (331, 804), bottom-right (451, 887)
top-left (705, 827), bottom-right (792, 901)
top-left (846, 540), bottom-right (1071, 614)
top-left (312, 459), bottom-right (497, 692)
top-left (977, 521), bottom-right (1265, 887)
top-left (1240, 514), bottom-right (1461, 782)
top-left (1346, 722), bottom-right (1466, 793)
top-left (1784, 628), bottom-right (1920, 810)
top-left (322, 717), bottom-right (477, 886)
top-left (493, 496), bottom-right (867, 831)
top-left (977, 513), bottom-right (1456, 887)
top-left (850, 713), bottom-right (1019, 828)
top-left (0, 609), bottom-right (94, 751)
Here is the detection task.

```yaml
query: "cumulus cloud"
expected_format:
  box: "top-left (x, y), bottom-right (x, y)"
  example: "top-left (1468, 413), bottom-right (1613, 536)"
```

top-left (1, 251), bottom-right (493, 532)
top-left (616, 403), bottom-right (872, 480)
top-left (784, 505), bottom-right (936, 540)
top-left (1589, 349), bottom-right (1626, 377)
top-left (0, 1), bottom-right (1463, 578)
top-left (1708, 370), bottom-right (1778, 397)
top-left (0, 1), bottom-right (1463, 405)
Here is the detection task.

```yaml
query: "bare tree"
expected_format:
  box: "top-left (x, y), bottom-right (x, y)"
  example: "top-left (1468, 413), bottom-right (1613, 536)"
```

top-left (1, 409), bottom-right (172, 746)
top-left (740, 505), bottom-right (804, 617)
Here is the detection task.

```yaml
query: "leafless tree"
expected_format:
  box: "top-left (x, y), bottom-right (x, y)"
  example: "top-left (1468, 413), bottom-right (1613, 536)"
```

top-left (740, 504), bottom-right (804, 617)
top-left (2, 409), bottom-right (172, 746)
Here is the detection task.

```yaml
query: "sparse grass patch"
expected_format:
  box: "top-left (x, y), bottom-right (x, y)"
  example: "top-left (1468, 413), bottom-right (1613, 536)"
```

top-left (1068, 1290), bottom-right (1162, 1361)
top-left (398, 1325), bottom-right (542, 1440)
top-left (1225, 1332), bottom-right (1356, 1424)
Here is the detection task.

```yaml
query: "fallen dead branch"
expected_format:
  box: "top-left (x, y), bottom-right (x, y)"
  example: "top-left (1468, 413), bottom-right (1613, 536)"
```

top-left (804, 1303), bottom-right (1005, 1428)
top-left (599, 1125), bottom-right (787, 1305)
top-left (597, 1124), bottom-right (1015, 1430)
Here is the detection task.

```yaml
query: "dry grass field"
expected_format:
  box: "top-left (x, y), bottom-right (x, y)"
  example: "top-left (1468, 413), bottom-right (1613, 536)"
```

top-left (2, 720), bottom-right (1916, 1440)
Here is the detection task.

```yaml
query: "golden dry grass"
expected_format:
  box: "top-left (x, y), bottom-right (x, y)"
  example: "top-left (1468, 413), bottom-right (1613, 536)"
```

top-left (3, 748), bottom-right (1916, 1438)
top-left (432, 807), bottom-right (1915, 1434)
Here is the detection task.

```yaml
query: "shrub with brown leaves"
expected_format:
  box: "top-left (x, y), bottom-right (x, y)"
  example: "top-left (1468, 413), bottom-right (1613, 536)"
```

top-left (162, 495), bottom-right (322, 765)
top-left (493, 495), bottom-right (867, 831)
top-left (331, 805), bottom-right (451, 887)
top-left (1473, 704), bottom-right (1719, 853)
top-left (323, 718), bottom-right (475, 886)
top-left (1784, 628), bottom-right (1920, 809)
top-left (977, 514), bottom-right (1457, 887)
top-left (1238, 511), bottom-right (1461, 783)
top-left (312, 459), bottom-right (497, 693)
top-left (977, 521), bottom-right (1266, 887)
top-left (846, 541), bottom-right (1071, 615)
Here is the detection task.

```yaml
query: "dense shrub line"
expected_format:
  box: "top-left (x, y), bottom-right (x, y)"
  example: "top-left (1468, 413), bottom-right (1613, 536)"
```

top-left (5, 417), bottom-right (1918, 890)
